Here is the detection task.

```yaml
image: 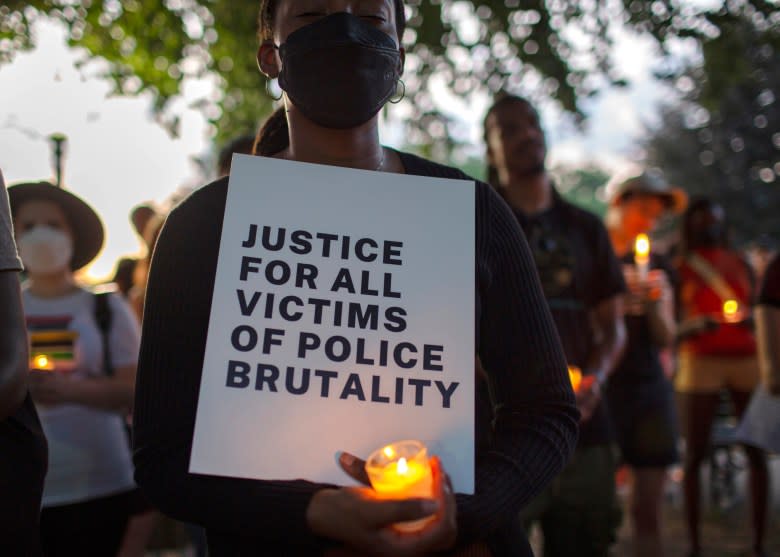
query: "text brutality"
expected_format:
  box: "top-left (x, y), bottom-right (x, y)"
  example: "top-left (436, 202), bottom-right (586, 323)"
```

top-left (222, 225), bottom-right (460, 409)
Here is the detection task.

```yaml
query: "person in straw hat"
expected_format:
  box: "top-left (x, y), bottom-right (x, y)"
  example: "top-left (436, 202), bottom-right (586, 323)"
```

top-left (604, 170), bottom-right (687, 557)
top-left (9, 181), bottom-right (141, 556)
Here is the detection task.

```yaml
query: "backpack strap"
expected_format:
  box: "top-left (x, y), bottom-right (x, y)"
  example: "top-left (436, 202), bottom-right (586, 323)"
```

top-left (94, 291), bottom-right (114, 377)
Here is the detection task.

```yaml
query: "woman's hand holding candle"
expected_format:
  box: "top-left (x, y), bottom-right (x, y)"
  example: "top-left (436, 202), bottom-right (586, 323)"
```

top-left (634, 234), bottom-right (651, 283)
top-left (575, 374), bottom-right (601, 424)
top-left (306, 453), bottom-right (456, 556)
top-left (28, 369), bottom-right (75, 405)
top-left (568, 365), bottom-right (602, 423)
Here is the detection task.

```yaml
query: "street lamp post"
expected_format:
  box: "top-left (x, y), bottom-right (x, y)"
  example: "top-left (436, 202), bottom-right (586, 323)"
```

top-left (49, 133), bottom-right (67, 187)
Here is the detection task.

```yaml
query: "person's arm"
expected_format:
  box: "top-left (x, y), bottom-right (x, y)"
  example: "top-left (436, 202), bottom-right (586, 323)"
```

top-left (676, 315), bottom-right (720, 340)
top-left (755, 305), bottom-right (780, 396)
top-left (576, 220), bottom-right (627, 421)
top-left (453, 185), bottom-right (579, 544)
top-left (577, 295), bottom-right (626, 422)
top-left (584, 295), bottom-right (627, 386)
top-left (29, 365), bottom-right (135, 412)
top-left (0, 271), bottom-right (28, 420)
top-left (0, 170), bottom-right (28, 420)
top-left (644, 270), bottom-right (676, 348)
top-left (755, 254), bottom-right (780, 395)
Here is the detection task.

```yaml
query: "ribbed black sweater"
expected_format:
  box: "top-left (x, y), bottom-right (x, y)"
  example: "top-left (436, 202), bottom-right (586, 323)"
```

top-left (133, 151), bottom-right (578, 555)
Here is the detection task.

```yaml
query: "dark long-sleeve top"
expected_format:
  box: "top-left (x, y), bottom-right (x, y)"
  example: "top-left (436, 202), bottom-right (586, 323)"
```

top-left (133, 151), bottom-right (578, 555)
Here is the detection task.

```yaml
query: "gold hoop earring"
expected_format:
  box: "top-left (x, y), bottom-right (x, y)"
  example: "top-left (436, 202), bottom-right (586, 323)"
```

top-left (389, 79), bottom-right (406, 104)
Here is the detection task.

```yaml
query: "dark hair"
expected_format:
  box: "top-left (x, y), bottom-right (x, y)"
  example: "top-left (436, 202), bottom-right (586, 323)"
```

top-left (254, 107), bottom-right (290, 156)
top-left (258, 0), bottom-right (407, 43)
top-left (217, 134), bottom-right (257, 176)
top-left (681, 196), bottom-right (727, 253)
top-left (112, 257), bottom-right (138, 297)
top-left (482, 94), bottom-right (536, 189)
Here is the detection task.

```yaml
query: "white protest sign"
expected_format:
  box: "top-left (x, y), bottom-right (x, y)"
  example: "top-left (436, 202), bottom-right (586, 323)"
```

top-left (190, 154), bottom-right (475, 493)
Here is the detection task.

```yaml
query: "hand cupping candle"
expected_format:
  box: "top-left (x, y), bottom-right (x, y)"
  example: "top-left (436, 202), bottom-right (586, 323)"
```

top-left (365, 440), bottom-right (435, 532)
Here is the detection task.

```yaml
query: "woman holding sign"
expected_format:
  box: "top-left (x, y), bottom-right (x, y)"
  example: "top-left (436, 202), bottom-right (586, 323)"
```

top-left (133, 1), bottom-right (578, 556)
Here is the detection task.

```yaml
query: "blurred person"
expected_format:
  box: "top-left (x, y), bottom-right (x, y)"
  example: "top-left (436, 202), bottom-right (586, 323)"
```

top-left (130, 203), bottom-right (156, 245)
top-left (604, 172), bottom-right (687, 557)
top-left (111, 256), bottom-right (138, 297)
top-left (217, 134), bottom-right (257, 177)
top-left (9, 181), bottom-right (141, 557)
top-left (0, 171), bottom-right (48, 556)
top-left (126, 204), bottom-right (210, 557)
top-left (110, 203), bottom-right (158, 298)
top-left (104, 204), bottom-right (168, 557)
top-left (756, 252), bottom-right (780, 396)
top-left (735, 252), bottom-right (780, 454)
top-left (745, 235), bottom-right (777, 287)
top-left (675, 198), bottom-right (768, 557)
top-left (484, 94), bottom-right (627, 557)
top-left (132, 2), bottom-right (579, 556)
top-left (128, 211), bottom-right (165, 320)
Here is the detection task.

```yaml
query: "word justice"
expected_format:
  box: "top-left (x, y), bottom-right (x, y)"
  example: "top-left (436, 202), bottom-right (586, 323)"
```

top-left (241, 225), bottom-right (404, 265)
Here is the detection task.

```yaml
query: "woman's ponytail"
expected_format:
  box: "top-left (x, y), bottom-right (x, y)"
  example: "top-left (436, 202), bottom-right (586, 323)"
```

top-left (253, 106), bottom-right (290, 156)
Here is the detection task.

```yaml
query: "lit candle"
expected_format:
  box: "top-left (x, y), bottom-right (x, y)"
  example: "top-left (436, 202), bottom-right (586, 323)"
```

top-left (723, 299), bottom-right (740, 323)
top-left (634, 234), bottom-right (651, 283)
top-left (31, 354), bottom-right (55, 371)
top-left (568, 365), bottom-right (583, 393)
top-left (365, 440), bottom-right (434, 532)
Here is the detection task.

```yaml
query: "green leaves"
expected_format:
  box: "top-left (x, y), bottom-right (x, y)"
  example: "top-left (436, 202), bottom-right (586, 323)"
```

top-left (2, 1), bottom-right (777, 151)
top-left (645, 11), bottom-right (780, 243)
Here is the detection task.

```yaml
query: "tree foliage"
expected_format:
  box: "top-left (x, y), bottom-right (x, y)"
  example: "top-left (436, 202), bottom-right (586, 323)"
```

top-left (645, 9), bottom-right (780, 245)
top-left (1, 1), bottom-right (777, 148)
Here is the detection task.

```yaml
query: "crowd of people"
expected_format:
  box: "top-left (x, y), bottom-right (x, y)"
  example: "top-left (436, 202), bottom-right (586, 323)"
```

top-left (1, 1), bottom-right (777, 556)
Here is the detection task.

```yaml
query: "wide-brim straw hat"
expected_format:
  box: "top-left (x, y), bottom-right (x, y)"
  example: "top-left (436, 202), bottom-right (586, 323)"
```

top-left (609, 171), bottom-right (688, 214)
top-left (8, 181), bottom-right (104, 271)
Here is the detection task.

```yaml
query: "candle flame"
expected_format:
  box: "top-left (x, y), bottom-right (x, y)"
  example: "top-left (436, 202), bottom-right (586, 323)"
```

top-left (34, 355), bottom-right (50, 369)
top-left (383, 446), bottom-right (395, 459)
top-left (568, 366), bottom-right (582, 393)
top-left (635, 234), bottom-right (650, 259)
top-left (723, 300), bottom-right (739, 317)
top-left (397, 457), bottom-right (409, 475)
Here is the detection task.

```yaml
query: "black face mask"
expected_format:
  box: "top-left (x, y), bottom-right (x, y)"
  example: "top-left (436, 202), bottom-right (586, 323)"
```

top-left (277, 12), bottom-right (402, 129)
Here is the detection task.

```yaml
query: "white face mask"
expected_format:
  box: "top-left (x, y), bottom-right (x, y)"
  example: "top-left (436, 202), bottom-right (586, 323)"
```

top-left (17, 226), bottom-right (73, 275)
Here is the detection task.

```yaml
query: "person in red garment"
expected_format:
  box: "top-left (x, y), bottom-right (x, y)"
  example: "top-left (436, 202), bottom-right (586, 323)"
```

top-left (675, 198), bottom-right (768, 557)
